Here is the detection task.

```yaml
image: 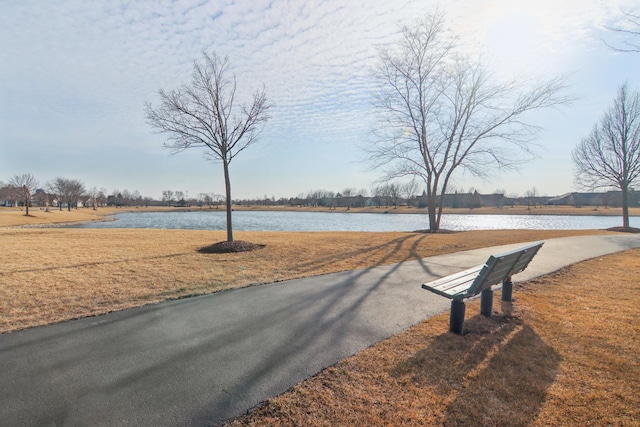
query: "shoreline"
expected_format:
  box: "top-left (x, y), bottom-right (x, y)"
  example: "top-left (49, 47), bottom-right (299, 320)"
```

top-left (231, 204), bottom-right (640, 217)
top-left (1, 204), bottom-right (639, 228)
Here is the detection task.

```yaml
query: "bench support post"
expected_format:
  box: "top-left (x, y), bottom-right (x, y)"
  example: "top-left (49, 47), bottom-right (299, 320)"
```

top-left (480, 288), bottom-right (493, 317)
top-left (449, 300), bottom-right (466, 335)
top-left (502, 278), bottom-right (513, 302)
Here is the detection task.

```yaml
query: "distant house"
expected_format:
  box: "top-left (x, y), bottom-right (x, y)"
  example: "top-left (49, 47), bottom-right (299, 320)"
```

top-left (546, 191), bottom-right (638, 207)
top-left (438, 191), bottom-right (505, 209)
top-left (478, 192), bottom-right (505, 208)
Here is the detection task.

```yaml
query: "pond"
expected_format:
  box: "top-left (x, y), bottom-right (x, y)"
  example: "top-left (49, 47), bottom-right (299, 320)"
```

top-left (67, 210), bottom-right (638, 232)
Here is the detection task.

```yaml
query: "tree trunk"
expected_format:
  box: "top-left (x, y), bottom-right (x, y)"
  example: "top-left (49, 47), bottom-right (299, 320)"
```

top-left (622, 186), bottom-right (630, 228)
top-left (427, 194), bottom-right (438, 232)
top-left (223, 160), bottom-right (233, 242)
top-left (25, 197), bottom-right (29, 216)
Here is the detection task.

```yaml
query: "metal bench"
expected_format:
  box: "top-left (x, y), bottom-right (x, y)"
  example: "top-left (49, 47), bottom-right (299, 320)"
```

top-left (422, 241), bottom-right (544, 335)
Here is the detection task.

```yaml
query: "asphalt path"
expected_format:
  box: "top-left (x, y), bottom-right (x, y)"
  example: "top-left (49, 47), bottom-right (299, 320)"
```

top-left (1, 234), bottom-right (639, 426)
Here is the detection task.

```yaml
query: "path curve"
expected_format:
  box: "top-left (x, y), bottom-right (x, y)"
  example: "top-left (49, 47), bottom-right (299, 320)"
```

top-left (1, 234), bottom-right (638, 425)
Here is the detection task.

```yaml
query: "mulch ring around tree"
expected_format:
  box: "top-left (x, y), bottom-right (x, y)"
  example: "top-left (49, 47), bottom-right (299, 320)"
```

top-left (413, 229), bottom-right (457, 234)
top-left (197, 240), bottom-right (267, 254)
top-left (606, 226), bottom-right (640, 233)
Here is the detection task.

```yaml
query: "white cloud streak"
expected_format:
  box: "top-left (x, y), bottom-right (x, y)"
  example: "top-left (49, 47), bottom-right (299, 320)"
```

top-left (1, 0), bottom-right (639, 198)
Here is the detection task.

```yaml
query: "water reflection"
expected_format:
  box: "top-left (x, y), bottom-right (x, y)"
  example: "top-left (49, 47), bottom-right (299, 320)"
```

top-left (68, 210), bottom-right (637, 232)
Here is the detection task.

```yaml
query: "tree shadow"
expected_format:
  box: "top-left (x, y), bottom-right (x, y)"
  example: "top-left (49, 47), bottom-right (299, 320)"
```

top-left (293, 233), bottom-right (432, 274)
top-left (1, 235), bottom-right (437, 425)
top-left (391, 314), bottom-right (561, 426)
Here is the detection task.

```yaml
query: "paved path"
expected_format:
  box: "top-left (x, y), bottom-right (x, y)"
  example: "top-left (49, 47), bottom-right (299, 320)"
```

top-left (1, 234), bottom-right (639, 426)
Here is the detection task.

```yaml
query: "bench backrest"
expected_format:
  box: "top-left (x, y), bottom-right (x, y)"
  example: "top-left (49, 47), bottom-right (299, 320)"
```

top-left (465, 241), bottom-right (544, 297)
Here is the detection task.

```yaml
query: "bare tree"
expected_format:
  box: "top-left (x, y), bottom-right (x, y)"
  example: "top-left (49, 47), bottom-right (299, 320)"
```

top-left (341, 188), bottom-right (355, 210)
top-left (98, 188), bottom-right (108, 207)
top-left (33, 188), bottom-right (51, 212)
top-left (323, 191), bottom-right (337, 209)
top-left (572, 83), bottom-right (640, 229)
top-left (63, 179), bottom-right (86, 211)
top-left (87, 187), bottom-right (99, 210)
top-left (174, 191), bottom-right (185, 204)
top-left (161, 190), bottom-right (175, 206)
top-left (132, 190), bottom-right (142, 206)
top-left (49, 177), bottom-right (85, 211)
top-left (370, 185), bottom-right (384, 207)
top-left (48, 177), bottom-right (65, 211)
top-left (306, 190), bottom-right (324, 207)
top-left (121, 189), bottom-right (132, 207)
top-left (8, 173), bottom-right (38, 215)
top-left (198, 193), bottom-right (212, 207)
top-left (507, 192), bottom-right (519, 208)
top-left (146, 52), bottom-right (271, 242)
top-left (604, 10), bottom-right (640, 53)
top-left (387, 182), bottom-right (401, 208)
top-left (524, 187), bottom-right (538, 210)
top-left (402, 179), bottom-right (419, 206)
top-left (368, 11), bottom-right (570, 232)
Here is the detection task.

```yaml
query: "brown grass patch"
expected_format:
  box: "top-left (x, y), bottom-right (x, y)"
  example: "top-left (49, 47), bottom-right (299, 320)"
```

top-left (0, 228), bottom-right (609, 333)
top-left (0, 206), bottom-right (209, 227)
top-left (0, 207), bottom-right (112, 227)
top-left (228, 249), bottom-right (640, 426)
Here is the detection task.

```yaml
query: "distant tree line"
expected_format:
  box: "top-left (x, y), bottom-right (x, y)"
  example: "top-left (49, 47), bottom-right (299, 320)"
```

top-left (0, 173), bottom-right (232, 212)
top-left (2, 173), bottom-right (637, 217)
top-left (0, 174), bottom-right (155, 212)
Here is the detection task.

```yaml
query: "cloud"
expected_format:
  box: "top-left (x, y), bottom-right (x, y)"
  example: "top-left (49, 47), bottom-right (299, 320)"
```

top-left (1, 0), bottom-right (639, 198)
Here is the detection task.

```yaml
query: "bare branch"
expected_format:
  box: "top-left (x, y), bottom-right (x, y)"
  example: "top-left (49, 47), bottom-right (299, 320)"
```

top-left (8, 173), bottom-right (38, 216)
top-left (572, 83), bottom-right (640, 228)
top-left (367, 10), bottom-right (570, 231)
top-left (145, 52), bottom-right (271, 241)
top-left (603, 10), bottom-right (640, 53)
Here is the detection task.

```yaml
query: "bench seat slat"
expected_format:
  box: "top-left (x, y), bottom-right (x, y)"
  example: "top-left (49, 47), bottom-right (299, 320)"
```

top-left (422, 265), bottom-right (484, 299)
top-left (422, 279), bottom-right (477, 298)
top-left (422, 265), bottom-right (484, 286)
top-left (421, 283), bottom-right (472, 299)
top-left (446, 282), bottom-right (487, 298)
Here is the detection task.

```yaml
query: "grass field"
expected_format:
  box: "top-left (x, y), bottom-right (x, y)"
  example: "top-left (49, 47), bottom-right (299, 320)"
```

top-left (229, 249), bottom-right (640, 426)
top-left (0, 228), bottom-right (612, 334)
top-left (1, 207), bottom-right (638, 425)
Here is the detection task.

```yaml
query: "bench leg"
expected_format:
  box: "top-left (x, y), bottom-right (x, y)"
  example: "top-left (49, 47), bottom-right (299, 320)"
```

top-left (502, 278), bottom-right (513, 302)
top-left (450, 300), bottom-right (466, 335)
top-left (480, 288), bottom-right (493, 317)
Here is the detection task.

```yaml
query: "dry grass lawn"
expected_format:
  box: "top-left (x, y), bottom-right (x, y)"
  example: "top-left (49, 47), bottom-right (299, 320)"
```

top-left (0, 228), bottom-right (611, 334)
top-left (1, 210), bottom-right (637, 424)
top-left (0, 206), bottom-right (165, 227)
top-left (228, 249), bottom-right (640, 426)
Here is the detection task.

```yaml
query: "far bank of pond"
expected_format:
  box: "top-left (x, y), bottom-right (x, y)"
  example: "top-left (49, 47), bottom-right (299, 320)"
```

top-left (67, 210), bottom-right (638, 232)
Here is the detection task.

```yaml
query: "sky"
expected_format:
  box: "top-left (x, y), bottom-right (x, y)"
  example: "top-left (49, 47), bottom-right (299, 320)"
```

top-left (1, 0), bottom-right (639, 201)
